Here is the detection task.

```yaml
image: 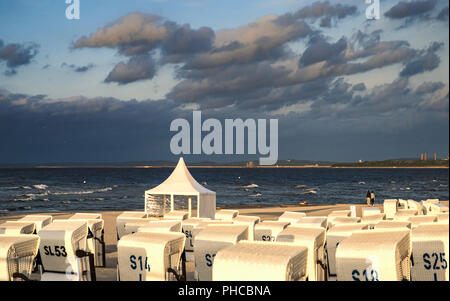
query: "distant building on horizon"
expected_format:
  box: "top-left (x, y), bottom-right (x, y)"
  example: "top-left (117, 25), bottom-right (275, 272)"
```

top-left (246, 161), bottom-right (255, 168)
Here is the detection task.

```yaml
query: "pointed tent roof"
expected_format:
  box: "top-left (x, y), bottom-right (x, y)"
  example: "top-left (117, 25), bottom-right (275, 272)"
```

top-left (146, 157), bottom-right (215, 196)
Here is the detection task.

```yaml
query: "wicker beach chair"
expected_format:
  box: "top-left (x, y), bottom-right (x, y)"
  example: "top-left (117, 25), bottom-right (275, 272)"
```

top-left (68, 218), bottom-right (105, 267)
top-left (138, 220), bottom-right (182, 233)
top-left (38, 220), bottom-right (95, 281)
top-left (276, 226), bottom-right (327, 281)
top-left (232, 215), bottom-right (260, 241)
top-left (70, 213), bottom-right (102, 220)
top-left (398, 199), bottom-right (409, 209)
top-left (294, 216), bottom-right (328, 229)
top-left (0, 221), bottom-right (36, 235)
top-left (360, 213), bottom-right (386, 229)
top-left (407, 200), bottom-right (423, 215)
top-left (335, 229), bottom-right (411, 281)
top-left (254, 221), bottom-right (290, 242)
top-left (373, 220), bottom-right (412, 230)
top-left (215, 209), bottom-right (239, 221)
top-left (394, 209), bottom-right (418, 221)
top-left (408, 216), bottom-right (438, 229)
top-left (116, 211), bottom-right (148, 240)
top-left (383, 199), bottom-right (398, 219)
top-left (18, 215), bottom-right (53, 233)
top-left (326, 224), bottom-right (369, 276)
top-left (117, 232), bottom-right (186, 281)
top-left (362, 207), bottom-right (381, 217)
top-left (328, 217), bottom-right (360, 229)
top-left (278, 211), bottom-right (306, 223)
top-left (0, 234), bottom-right (40, 281)
top-left (437, 213), bottom-right (449, 223)
top-left (328, 210), bottom-right (351, 217)
top-left (181, 218), bottom-right (212, 261)
top-left (194, 225), bottom-right (248, 281)
top-left (410, 224), bottom-right (449, 281)
top-left (213, 241), bottom-right (308, 281)
top-left (163, 211), bottom-right (189, 221)
top-left (123, 217), bottom-right (164, 237)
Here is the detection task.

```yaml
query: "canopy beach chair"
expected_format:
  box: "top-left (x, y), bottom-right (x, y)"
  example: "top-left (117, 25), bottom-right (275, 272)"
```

top-left (335, 229), bottom-right (411, 281)
top-left (277, 211), bottom-right (306, 223)
top-left (213, 241), bottom-right (308, 281)
top-left (360, 213), bottom-right (386, 228)
top-left (254, 221), bottom-right (290, 242)
top-left (117, 232), bottom-right (185, 281)
top-left (193, 225), bottom-right (248, 281)
top-left (437, 213), bottom-right (449, 223)
top-left (361, 207), bottom-right (381, 217)
top-left (328, 210), bottom-right (351, 218)
top-left (394, 209), bottom-right (418, 221)
top-left (163, 211), bottom-right (189, 221)
top-left (116, 211), bottom-right (148, 240)
top-left (123, 217), bottom-right (164, 237)
top-left (18, 215), bottom-right (53, 233)
top-left (328, 217), bottom-right (360, 229)
top-left (276, 226), bottom-right (327, 281)
top-left (181, 218), bottom-right (211, 261)
top-left (138, 220), bottom-right (182, 233)
top-left (232, 215), bottom-right (260, 241)
top-left (407, 216), bottom-right (437, 229)
top-left (398, 199), bottom-right (409, 209)
top-left (0, 234), bottom-right (40, 281)
top-left (407, 200), bottom-right (423, 215)
top-left (294, 216), bottom-right (328, 229)
top-left (410, 224), bottom-right (449, 281)
top-left (68, 217), bottom-right (105, 267)
top-left (38, 220), bottom-right (95, 281)
top-left (215, 209), bottom-right (239, 221)
top-left (373, 220), bottom-right (412, 230)
top-left (383, 199), bottom-right (398, 219)
top-left (421, 199), bottom-right (442, 215)
top-left (70, 213), bottom-right (102, 220)
top-left (325, 224), bottom-right (369, 276)
top-left (0, 221), bottom-right (36, 235)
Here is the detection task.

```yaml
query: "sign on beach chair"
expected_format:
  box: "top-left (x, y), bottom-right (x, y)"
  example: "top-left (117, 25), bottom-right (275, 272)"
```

top-left (0, 221), bottom-right (36, 235)
top-left (18, 215), bottom-right (53, 233)
top-left (373, 220), bottom-right (412, 230)
top-left (408, 216), bottom-right (437, 229)
top-left (163, 211), bottom-right (189, 221)
top-left (117, 232), bottom-right (185, 281)
top-left (215, 209), bottom-right (239, 221)
top-left (0, 235), bottom-right (40, 281)
top-left (138, 220), bottom-right (182, 233)
top-left (328, 217), bottom-right (360, 229)
top-left (383, 199), bottom-right (398, 219)
top-left (294, 216), bottom-right (328, 229)
top-left (194, 225), bottom-right (248, 281)
top-left (276, 226), bottom-right (327, 281)
top-left (326, 224), bottom-right (369, 276)
top-left (254, 221), bottom-right (289, 242)
top-left (336, 229), bottom-right (411, 281)
top-left (360, 213), bottom-right (386, 228)
top-left (38, 220), bottom-right (95, 281)
top-left (181, 218), bottom-right (211, 261)
top-left (411, 224), bottom-right (448, 281)
top-left (362, 207), bottom-right (381, 217)
top-left (277, 211), bottom-right (306, 223)
top-left (213, 240), bottom-right (308, 281)
top-left (116, 211), bottom-right (148, 240)
top-left (68, 217), bottom-right (105, 267)
top-left (232, 215), bottom-right (260, 241)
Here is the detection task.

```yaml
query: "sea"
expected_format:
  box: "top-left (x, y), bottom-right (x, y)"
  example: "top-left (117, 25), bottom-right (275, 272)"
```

top-left (0, 167), bottom-right (448, 214)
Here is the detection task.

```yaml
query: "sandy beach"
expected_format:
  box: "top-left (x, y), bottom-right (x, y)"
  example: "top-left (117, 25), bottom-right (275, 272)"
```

top-left (2, 201), bottom-right (447, 281)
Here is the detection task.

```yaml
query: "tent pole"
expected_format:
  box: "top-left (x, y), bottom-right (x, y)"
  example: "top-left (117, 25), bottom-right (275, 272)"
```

top-left (188, 197), bottom-right (192, 218)
top-left (171, 194), bottom-right (174, 212)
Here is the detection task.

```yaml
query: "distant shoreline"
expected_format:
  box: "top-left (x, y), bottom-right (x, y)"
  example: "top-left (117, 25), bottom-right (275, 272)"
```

top-left (0, 165), bottom-right (447, 169)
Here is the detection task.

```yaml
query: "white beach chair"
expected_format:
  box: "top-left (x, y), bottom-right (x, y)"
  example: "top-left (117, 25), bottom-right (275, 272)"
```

top-left (328, 210), bottom-right (351, 218)
top-left (430, 203), bottom-right (449, 214)
top-left (70, 213), bottom-right (102, 220)
top-left (328, 217), bottom-right (360, 229)
top-left (254, 221), bottom-right (290, 242)
top-left (421, 199), bottom-right (441, 215)
top-left (408, 216), bottom-right (438, 229)
top-left (138, 220), bottom-right (182, 233)
top-left (181, 218), bottom-right (211, 261)
top-left (294, 216), bottom-right (328, 230)
top-left (407, 200), bottom-right (423, 215)
top-left (232, 215), bottom-right (260, 241)
top-left (215, 209), bottom-right (239, 221)
top-left (117, 232), bottom-right (185, 281)
top-left (68, 218), bottom-right (105, 267)
top-left (277, 211), bottom-right (306, 223)
top-left (18, 215), bottom-right (53, 233)
top-left (194, 225), bottom-right (248, 281)
top-left (360, 213), bottom-right (386, 229)
top-left (276, 226), bottom-right (327, 281)
top-left (362, 207), bottom-right (381, 217)
top-left (325, 224), bottom-right (369, 276)
top-left (437, 213), bottom-right (449, 223)
top-left (398, 199), bottom-right (409, 209)
top-left (213, 241), bottom-right (308, 281)
top-left (373, 220), bottom-right (412, 230)
top-left (123, 217), bottom-right (163, 237)
top-left (0, 235), bottom-right (40, 281)
top-left (411, 224), bottom-right (449, 281)
top-left (336, 229), bottom-right (411, 281)
top-left (38, 220), bottom-right (95, 281)
top-left (383, 199), bottom-right (398, 219)
top-left (394, 209), bottom-right (418, 221)
top-left (116, 211), bottom-right (147, 240)
top-left (0, 221), bottom-right (36, 235)
top-left (163, 211), bottom-right (189, 221)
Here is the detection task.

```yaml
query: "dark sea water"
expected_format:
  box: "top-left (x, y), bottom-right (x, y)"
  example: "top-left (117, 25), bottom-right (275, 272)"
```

top-left (0, 168), bottom-right (448, 214)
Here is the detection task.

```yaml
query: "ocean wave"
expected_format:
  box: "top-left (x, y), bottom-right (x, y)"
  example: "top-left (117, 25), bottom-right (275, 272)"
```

top-left (295, 185), bottom-right (308, 189)
top-left (22, 186), bottom-right (32, 189)
top-left (249, 193), bottom-right (262, 197)
top-left (303, 189), bottom-right (317, 194)
top-left (358, 181), bottom-right (366, 185)
top-left (51, 187), bottom-right (112, 195)
top-left (33, 184), bottom-right (48, 190)
top-left (243, 184), bottom-right (258, 188)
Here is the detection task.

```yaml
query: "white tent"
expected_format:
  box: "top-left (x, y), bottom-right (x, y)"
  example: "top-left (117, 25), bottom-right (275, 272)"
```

top-left (144, 157), bottom-right (216, 219)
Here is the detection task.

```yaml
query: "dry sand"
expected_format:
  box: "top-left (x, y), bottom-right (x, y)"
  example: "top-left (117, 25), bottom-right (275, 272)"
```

top-left (1, 201), bottom-right (447, 281)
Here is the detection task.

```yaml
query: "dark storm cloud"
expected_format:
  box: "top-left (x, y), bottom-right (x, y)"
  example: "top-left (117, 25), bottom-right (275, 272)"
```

top-left (61, 62), bottom-right (95, 73)
top-left (384, 0), bottom-right (437, 19)
top-left (105, 54), bottom-right (156, 85)
top-left (352, 83), bottom-right (366, 91)
top-left (293, 1), bottom-right (357, 27)
top-left (437, 6), bottom-right (449, 21)
top-left (299, 37), bottom-right (347, 67)
top-left (399, 42), bottom-right (443, 77)
top-left (0, 39), bottom-right (39, 74)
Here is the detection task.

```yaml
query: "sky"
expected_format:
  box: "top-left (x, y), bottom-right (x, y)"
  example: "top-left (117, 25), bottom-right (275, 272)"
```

top-left (0, 0), bottom-right (448, 164)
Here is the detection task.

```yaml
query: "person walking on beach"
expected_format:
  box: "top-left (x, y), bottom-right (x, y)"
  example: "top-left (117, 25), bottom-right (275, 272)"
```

top-left (366, 190), bottom-right (371, 205)
top-left (370, 191), bottom-right (375, 206)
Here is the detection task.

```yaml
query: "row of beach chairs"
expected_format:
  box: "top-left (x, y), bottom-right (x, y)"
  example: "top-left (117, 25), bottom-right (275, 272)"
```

top-left (1, 199), bottom-right (448, 281)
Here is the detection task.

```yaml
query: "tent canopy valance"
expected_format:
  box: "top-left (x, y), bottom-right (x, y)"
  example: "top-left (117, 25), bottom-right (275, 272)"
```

top-left (145, 157), bottom-right (216, 219)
